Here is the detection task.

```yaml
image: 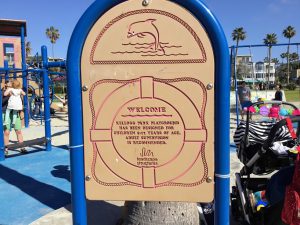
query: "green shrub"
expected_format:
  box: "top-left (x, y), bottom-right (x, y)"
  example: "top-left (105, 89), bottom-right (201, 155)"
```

top-left (286, 83), bottom-right (297, 90)
top-left (53, 85), bottom-right (67, 94)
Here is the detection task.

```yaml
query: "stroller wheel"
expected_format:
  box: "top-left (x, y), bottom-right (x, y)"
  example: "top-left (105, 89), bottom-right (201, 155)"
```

top-left (231, 197), bottom-right (239, 220)
top-left (231, 187), bottom-right (242, 221)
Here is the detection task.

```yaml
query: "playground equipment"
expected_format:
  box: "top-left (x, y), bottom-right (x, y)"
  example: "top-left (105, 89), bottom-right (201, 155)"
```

top-left (6, 137), bottom-right (47, 151)
top-left (230, 42), bottom-right (300, 126)
top-left (0, 45), bottom-right (66, 161)
top-left (27, 71), bottom-right (67, 121)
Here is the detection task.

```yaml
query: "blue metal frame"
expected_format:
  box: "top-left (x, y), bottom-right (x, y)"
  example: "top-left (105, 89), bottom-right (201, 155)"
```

top-left (13, 64), bottom-right (17, 79)
top-left (0, 47), bottom-right (54, 161)
top-left (232, 46), bottom-right (240, 125)
top-left (230, 42), bottom-right (300, 49)
top-left (21, 26), bottom-right (29, 128)
top-left (67, 1), bottom-right (230, 225)
top-left (0, 75), bottom-right (4, 161)
top-left (41, 46), bottom-right (52, 152)
top-left (4, 60), bottom-right (9, 81)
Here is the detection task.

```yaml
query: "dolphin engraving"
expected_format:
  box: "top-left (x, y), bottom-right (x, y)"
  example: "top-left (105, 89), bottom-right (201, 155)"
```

top-left (127, 19), bottom-right (165, 53)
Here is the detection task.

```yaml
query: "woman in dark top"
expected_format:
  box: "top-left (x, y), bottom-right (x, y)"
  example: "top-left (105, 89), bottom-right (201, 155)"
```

top-left (2, 83), bottom-right (10, 114)
top-left (2, 80), bottom-right (27, 156)
top-left (274, 84), bottom-right (283, 101)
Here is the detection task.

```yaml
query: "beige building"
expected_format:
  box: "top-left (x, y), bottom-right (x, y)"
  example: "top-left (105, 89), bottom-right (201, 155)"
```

top-left (236, 55), bottom-right (275, 84)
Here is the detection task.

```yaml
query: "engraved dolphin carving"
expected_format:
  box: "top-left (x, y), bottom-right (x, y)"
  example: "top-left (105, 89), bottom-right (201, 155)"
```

top-left (127, 19), bottom-right (165, 53)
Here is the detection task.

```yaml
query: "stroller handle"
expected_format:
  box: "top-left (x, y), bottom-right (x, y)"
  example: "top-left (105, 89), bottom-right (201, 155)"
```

top-left (245, 101), bottom-right (299, 143)
top-left (247, 101), bottom-right (298, 117)
top-left (262, 116), bottom-right (300, 150)
top-left (250, 101), bottom-right (298, 109)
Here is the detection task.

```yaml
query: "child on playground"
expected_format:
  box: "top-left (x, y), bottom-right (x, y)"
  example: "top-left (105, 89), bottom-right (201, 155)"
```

top-left (4, 79), bottom-right (26, 128)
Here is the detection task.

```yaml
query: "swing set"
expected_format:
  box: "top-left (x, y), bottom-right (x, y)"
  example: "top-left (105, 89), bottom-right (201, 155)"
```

top-left (230, 42), bottom-right (300, 125)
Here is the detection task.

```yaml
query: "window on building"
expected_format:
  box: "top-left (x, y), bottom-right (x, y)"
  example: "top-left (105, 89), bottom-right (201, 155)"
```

top-left (266, 65), bottom-right (273, 70)
top-left (256, 63), bottom-right (264, 71)
top-left (241, 57), bottom-right (250, 63)
top-left (3, 43), bottom-right (15, 67)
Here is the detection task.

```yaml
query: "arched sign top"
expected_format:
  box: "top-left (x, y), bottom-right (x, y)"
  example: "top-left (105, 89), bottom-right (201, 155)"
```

top-left (90, 8), bottom-right (207, 64)
top-left (68, 0), bottom-right (229, 73)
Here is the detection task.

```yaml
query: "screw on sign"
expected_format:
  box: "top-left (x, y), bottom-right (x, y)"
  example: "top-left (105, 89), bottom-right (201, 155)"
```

top-left (142, 0), bottom-right (150, 7)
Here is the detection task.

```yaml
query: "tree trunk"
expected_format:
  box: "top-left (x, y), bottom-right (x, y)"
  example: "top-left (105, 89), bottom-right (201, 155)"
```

top-left (268, 47), bottom-right (271, 88)
top-left (287, 39), bottom-right (290, 84)
top-left (122, 201), bottom-right (200, 225)
top-left (232, 40), bottom-right (239, 87)
top-left (52, 43), bottom-right (55, 59)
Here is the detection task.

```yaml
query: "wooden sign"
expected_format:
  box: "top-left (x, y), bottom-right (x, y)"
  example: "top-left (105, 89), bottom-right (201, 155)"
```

top-left (81, 0), bottom-right (215, 202)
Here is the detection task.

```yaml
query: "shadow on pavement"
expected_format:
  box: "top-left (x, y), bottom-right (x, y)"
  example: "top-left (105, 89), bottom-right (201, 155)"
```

top-left (51, 165), bottom-right (70, 182)
top-left (64, 200), bottom-right (122, 225)
top-left (0, 164), bottom-right (71, 210)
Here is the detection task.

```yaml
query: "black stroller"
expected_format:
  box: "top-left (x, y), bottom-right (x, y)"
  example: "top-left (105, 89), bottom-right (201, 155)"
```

top-left (231, 101), bottom-right (300, 225)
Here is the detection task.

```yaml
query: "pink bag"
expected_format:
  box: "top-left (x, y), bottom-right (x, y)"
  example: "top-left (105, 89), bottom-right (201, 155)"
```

top-left (281, 118), bottom-right (300, 225)
top-left (281, 153), bottom-right (300, 225)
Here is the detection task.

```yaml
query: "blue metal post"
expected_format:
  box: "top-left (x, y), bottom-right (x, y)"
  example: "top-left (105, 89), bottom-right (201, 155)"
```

top-left (41, 46), bottom-right (52, 151)
top-left (21, 26), bottom-right (29, 128)
top-left (214, 47), bottom-right (230, 225)
top-left (13, 64), bottom-right (17, 79)
top-left (47, 61), bottom-right (66, 68)
top-left (4, 60), bottom-right (9, 81)
top-left (67, 1), bottom-right (130, 224)
top-left (0, 75), bottom-right (4, 161)
top-left (232, 46), bottom-right (240, 125)
top-left (67, 24), bottom-right (87, 225)
top-left (172, 1), bottom-right (230, 224)
top-left (66, 1), bottom-right (126, 224)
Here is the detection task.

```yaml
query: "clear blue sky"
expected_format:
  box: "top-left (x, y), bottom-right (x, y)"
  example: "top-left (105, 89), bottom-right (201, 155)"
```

top-left (1, 0), bottom-right (299, 62)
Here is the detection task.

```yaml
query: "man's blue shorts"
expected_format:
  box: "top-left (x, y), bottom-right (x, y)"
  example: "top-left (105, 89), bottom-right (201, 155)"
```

top-left (241, 101), bottom-right (252, 109)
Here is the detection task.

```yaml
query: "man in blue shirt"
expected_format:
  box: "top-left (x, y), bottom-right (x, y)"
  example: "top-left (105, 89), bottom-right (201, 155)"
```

top-left (238, 81), bottom-right (252, 120)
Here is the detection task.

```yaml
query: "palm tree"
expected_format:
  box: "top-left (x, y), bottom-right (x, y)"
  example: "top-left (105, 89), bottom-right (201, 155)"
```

top-left (232, 28), bottom-right (246, 79)
top-left (290, 52), bottom-right (299, 62)
top-left (283, 26), bottom-right (296, 84)
top-left (271, 58), bottom-right (279, 65)
top-left (232, 27), bottom-right (247, 57)
top-left (280, 52), bottom-right (287, 64)
top-left (25, 41), bottom-right (32, 58)
top-left (263, 33), bottom-right (277, 87)
top-left (45, 26), bottom-right (60, 59)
